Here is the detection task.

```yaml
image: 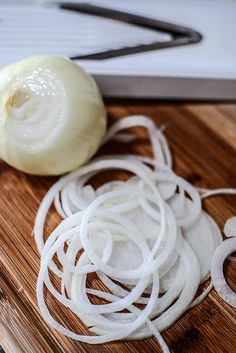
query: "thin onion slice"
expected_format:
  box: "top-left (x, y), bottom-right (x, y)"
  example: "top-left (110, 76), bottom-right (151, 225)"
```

top-left (224, 217), bottom-right (236, 238)
top-left (211, 237), bottom-right (236, 308)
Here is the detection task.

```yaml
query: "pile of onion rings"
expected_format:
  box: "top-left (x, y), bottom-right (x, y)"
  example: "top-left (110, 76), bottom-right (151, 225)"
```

top-left (34, 116), bottom-right (236, 352)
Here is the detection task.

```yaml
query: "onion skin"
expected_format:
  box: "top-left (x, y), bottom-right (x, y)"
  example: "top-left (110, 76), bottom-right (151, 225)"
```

top-left (0, 56), bottom-right (106, 175)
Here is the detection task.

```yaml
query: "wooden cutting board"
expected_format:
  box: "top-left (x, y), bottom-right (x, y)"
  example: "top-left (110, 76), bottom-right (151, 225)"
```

top-left (0, 101), bottom-right (236, 353)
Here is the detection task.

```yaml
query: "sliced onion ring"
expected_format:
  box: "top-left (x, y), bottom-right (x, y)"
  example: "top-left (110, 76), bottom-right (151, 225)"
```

top-left (211, 237), bottom-right (236, 308)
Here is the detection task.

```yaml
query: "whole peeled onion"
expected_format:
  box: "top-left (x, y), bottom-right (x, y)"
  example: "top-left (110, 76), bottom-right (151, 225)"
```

top-left (0, 56), bottom-right (106, 175)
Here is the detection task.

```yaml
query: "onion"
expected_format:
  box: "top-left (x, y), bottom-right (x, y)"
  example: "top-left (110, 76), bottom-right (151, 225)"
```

top-left (34, 115), bottom-right (236, 352)
top-left (0, 56), bottom-right (106, 175)
top-left (211, 237), bottom-right (236, 308)
top-left (224, 217), bottom-right (236, 238)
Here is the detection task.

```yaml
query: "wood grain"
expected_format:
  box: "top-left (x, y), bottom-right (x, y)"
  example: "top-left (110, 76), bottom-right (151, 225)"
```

top-left (0, 101), bottom-right (236, 353)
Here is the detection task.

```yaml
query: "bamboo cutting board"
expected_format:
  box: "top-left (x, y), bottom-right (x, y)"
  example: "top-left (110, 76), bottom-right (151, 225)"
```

top-left (0, 101), bottom-right (236, 353)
